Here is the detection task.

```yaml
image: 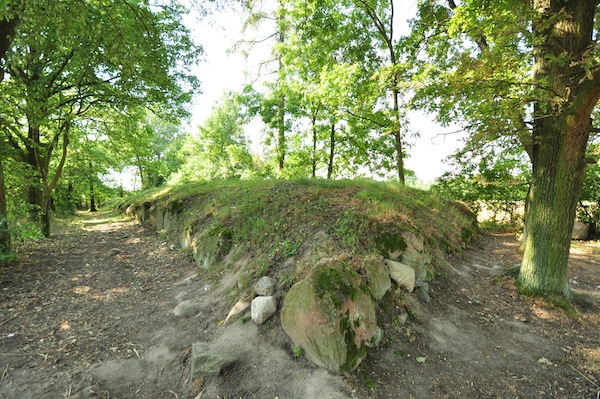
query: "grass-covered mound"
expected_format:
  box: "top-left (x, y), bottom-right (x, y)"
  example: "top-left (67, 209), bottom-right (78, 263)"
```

top-left (121, 179), bottom-right (478, 372)
top-left (121, 179), bottom-right (476, 277)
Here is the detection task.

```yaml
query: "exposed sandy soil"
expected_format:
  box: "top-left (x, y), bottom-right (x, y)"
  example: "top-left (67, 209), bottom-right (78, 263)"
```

top-left (0, 211), bottom-right (598, 399)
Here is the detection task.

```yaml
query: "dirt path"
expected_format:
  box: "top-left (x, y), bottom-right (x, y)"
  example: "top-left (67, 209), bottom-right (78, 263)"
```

top-left (0, 212), bottom-right (598, 398)
top-left (350, 233), bottom-right (600, 399)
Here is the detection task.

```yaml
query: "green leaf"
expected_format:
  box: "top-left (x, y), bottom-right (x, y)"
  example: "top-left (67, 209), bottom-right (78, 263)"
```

top-left (416, 357), bottom-right (427, 363)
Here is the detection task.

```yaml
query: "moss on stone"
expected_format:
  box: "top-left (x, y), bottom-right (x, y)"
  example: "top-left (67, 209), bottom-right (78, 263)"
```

top-left (375, 231), bottom-right (407, 259)
top-left (339, 311), bottom-right (368, 372)
top-left (167, 199), bottom-right (184, 214)
top-left (313, 261), bottom-right (361, 308)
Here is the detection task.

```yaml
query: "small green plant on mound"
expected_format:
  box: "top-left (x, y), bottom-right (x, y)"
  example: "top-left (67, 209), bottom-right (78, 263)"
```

top-left (362, 374), bottom-right (377, 390)
top-left (292, 345), bottom-right (302, 358)
top-left (0, 251), bottom-right (15, 263)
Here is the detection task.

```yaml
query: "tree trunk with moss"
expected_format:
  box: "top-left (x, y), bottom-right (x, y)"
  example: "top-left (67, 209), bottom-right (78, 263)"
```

top-left (518, 0), bottom-right (600, 298)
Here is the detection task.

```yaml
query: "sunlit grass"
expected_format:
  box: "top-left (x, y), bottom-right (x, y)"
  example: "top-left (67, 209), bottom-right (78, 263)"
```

top-left (121, 179), bottom-right (478, 276)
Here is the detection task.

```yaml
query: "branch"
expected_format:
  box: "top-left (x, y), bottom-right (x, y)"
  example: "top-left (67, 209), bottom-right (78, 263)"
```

top-left (447, 0), bottom-right (488, 52)
top-left (431, 126), bottom-right (471, 140)
top-left (1, 121), bottom-right (26, 159)
top-left (236, 32), bottom-right (278, 47)
top-left (356, 0), bottom-right (393, 48)
top-left (45, 48), bottom-right (76, 90)
top-left (48, 120), bottom-right (70, 194)
top-left (345, 108), bottom-right (387, 129)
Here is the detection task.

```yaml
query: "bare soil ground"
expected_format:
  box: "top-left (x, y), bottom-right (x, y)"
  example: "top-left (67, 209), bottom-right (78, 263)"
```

top-left (0, 211), bottom-right (598, 399)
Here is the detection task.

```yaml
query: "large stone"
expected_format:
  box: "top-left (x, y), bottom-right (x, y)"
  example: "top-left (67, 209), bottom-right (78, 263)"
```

top-left (281, 259), bottom-right (382, 373)
top-left (191, 343), bottom-right (235, 378)
top-left (413, 286), bottom-right (431, 303)
top-left (363, 255), bottom-right (391, 301)
top-left (173, 300), bottom-right (199, 318)
top-left (572, 221), bottom-right (590, 240)
top-left (191, 225), bottom-right (233, 270)
top-left (385, 232), bottom-right (432, 287)
top-left (386, 260), bottom-right (415, 292)
top-left (401, 232), bottom-right (432, 285)
top-left (251, 296), bottom-right (277, 325)
top-left (163, 209), bottom-right (177, 231)
top-left (254, 276), bottom-right (277, 296)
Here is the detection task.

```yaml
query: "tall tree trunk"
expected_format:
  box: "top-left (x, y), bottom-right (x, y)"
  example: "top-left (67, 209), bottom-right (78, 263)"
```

top-left (276, 0), bottom-right (286, 172)
top-left (356, 0), bottom-right (405, 184)
top-left (0, 151), bottom-right (10, 254)
top-left (311, 110), bottom-right (319, 178)
top-left (0, 13), bottom-right (19, 78)
top-left (40, 201), bottom-right (50, 237)
top-left (24, 120), bottom-right (70, 237)
top-left (89, 162), bottom-right (97, 212)
top-left (66, 180), bottom-right (74, 213)
top-left (24, 125), bottom-right (43, 225)
top-left (519, 116), bottom-right (590, 297)
top-left (518, 0), bottom-right (600, 298)
top-left (392, 86), bottom-right (405, 185)
top-left (277, 93), bottom-right (286, 171)
top-left (327, 124), bottom-right (335, 179)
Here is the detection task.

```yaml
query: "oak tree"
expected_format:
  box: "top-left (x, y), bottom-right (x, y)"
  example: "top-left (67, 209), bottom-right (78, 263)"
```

top-left (409, 0), bottom-right (600, 298)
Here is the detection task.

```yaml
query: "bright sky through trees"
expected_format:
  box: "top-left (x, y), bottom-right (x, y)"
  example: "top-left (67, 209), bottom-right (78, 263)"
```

top-left (185, 3), bottom-right (465, 184)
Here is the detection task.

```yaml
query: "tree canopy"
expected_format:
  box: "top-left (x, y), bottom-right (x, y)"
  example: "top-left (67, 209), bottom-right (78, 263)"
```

top-left (0, 0), bottom-right (200, 236)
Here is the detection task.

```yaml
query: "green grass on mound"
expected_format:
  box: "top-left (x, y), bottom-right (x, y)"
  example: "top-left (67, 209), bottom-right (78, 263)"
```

top-left (121, 179), bottom-right (477, 280)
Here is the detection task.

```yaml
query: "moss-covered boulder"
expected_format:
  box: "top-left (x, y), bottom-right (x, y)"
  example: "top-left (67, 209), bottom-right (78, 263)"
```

top-left (280, 259), bottom-right (382, 373)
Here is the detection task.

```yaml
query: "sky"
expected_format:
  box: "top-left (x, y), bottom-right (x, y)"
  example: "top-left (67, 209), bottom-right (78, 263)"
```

top-left (184, 4), bottom-right (467, 184)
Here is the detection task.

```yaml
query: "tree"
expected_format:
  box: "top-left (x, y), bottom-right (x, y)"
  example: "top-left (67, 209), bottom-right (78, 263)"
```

top-left (243, 0), bottom-right (408, 180)
top-left (0, 1), bottom-right (26, 252)
top-left (352, 0), bottom-right (409, 184)
top-left (239, 0), bottom-right (291, 173)
top-left (107, 110), bottom-right (186, 190)
top-left (519, 0), bottom-right (599, 297)
top-left (409, 0), bottom-right (600, 298)
top-left (171, 91), bottom-right (254, 183)
top-left (0, 0), bottom-right (200, 236)
top-left (281, 0), bottom-right (380, 179)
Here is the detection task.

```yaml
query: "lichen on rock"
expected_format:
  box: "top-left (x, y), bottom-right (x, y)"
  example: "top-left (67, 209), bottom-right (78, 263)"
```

top-left (281, 258), bottom-right (382, 373)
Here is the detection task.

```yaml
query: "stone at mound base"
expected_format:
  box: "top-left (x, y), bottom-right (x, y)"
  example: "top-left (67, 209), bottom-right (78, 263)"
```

top-left (363, 255), bottom-right (391, 301)
top-left (173, 300), bottom-right (199, 317)
top-left (386, 259), bottom-right (415, 292)
top-left (251, 296), bottom-right (277, 325)
top-left (254, 276), bottom-right (277, 296)
top-left (191, 343), bottom-right (235, 378)
top-left (572, 221), bottom-right (590, 240)
top-left (223, 299), bottom-right (251, 326)
top-left (281, 259), bottom-right (382, 373)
